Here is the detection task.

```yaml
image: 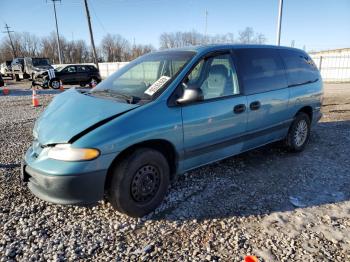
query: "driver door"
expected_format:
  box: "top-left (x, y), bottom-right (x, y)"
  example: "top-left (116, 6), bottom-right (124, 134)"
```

top-left (180, 52), bottom-right (248, 170)
top-left (61, 65), bottom-right (77, 83)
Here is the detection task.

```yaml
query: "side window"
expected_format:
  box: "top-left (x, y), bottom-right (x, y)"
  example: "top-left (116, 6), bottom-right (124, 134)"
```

top-left (184, 54), bottom-right (240, 100)
top-left (280, 49), bottom-right (319, 86)
top-left (65, 66), bottom-right (76, 73)
top-left (77, 66), bottom-right (89, 72)
top-left (171, 60), bottom-right (187, 76)
top-left (187, 60), bottom-right (204, 85)
top-left (236, 48), bottom-right (287, 95)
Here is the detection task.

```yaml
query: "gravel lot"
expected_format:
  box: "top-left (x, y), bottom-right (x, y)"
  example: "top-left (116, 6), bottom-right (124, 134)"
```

top-left (1, 80), bottom-right (350, 261)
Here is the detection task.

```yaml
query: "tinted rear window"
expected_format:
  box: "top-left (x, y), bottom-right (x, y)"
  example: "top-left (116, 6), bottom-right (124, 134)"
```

top-left (235, 48), bottom-right (287, 95)
top-left (279, 49), bottom-right (319, 87)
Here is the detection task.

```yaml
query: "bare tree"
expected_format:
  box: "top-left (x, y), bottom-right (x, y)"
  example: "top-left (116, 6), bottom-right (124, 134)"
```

top-left (21, 32), bottom-right (40, 57)
top-left (160, 28), bottom-right (266, 49)
top-left (100, 34), bottom-right (130, 62)
top-left (238, 27), bottom-right (255, 44)
top-left (128, 44), bottom-right (154, 60)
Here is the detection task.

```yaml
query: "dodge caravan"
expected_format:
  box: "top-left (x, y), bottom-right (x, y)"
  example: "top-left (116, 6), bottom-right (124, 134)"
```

top-left (21, 45), bottom-right (323, 217)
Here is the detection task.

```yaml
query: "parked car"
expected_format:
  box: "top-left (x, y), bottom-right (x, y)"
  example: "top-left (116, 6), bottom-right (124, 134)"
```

top-left (0, 60), bottom-right (13, 79)
top-left (21, 45), bottom-right (323, 217)
top-left (35, 64), bottom-right (101, 89)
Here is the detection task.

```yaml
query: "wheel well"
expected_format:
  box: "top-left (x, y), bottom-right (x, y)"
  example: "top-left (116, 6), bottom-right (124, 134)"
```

top-left (104, 139), bottom-right (178, 190)
top-left (296, 106), bottom-right (313, 122)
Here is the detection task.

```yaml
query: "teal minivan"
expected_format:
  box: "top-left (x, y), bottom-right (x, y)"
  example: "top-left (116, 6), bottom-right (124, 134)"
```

top-left (21, 45), bottom-right (323, 217)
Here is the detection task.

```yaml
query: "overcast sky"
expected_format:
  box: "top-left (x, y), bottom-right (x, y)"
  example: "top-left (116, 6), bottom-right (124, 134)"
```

top-left (1, 0), bottom-right (349, 51)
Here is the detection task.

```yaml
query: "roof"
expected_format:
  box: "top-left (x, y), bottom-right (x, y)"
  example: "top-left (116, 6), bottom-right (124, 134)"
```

top-left (154, 44), bottom-right (305, 54)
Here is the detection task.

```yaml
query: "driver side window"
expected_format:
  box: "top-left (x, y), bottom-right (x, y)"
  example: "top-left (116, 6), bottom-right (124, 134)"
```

top-left (65, 66), bottom-right (76, 73)
top-left (184, 54), bottom-right (240, 100)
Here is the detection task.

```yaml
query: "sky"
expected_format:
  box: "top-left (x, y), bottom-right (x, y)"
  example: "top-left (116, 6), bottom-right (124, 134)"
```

top-left (1, 0), bottom-right (349, 51)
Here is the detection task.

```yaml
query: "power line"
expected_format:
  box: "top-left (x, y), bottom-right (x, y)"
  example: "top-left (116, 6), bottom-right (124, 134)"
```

top-left (2, 23), bottom-right (17, 58)
top-left (88, 0), bottom-right (108, 33)
top-left (47, 0), bottom-right (63, 64)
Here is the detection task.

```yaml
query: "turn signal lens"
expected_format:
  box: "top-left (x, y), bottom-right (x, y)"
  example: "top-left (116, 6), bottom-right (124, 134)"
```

top-left (48, 144), bottom-right (100, 161)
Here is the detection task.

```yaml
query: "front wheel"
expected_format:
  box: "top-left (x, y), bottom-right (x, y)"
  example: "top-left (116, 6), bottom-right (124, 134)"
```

top-left (49, 78), bottom-right (61, 89)
top-left (285, 112), bottom-right (311, 152)
top-left (108, 148), bottom-right (170, 217)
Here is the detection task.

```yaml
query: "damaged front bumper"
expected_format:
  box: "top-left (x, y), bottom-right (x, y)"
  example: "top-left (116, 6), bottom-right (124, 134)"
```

top-left (21, 144), bottom-right (116, 205)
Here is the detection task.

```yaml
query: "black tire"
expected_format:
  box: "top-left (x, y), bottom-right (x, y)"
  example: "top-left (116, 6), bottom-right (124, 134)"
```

top-left (108, 148), bottom-right (170, 217)
top-left (285, 112), bottom-right (311, 152)
top-left (79, 83), bottom-right (86, 87)
top-left (14, 74), bottom-right (20, 82)
top-left (49, 78), bottom-right (61, 89)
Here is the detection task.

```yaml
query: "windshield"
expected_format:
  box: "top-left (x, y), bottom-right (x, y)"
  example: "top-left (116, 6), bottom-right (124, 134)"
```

top-left (91, 51), bottom-right (196, 103)
top-left (33, 58), bottom-right (50, 66)
top-left (55, 66), bottom-right (64, 71)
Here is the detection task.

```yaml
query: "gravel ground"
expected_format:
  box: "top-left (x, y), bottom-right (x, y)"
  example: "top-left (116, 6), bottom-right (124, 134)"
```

top-left (1, 80), bottom-right (350, 261)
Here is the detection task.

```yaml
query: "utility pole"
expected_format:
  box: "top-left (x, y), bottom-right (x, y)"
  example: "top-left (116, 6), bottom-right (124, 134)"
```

top-left (276, 0), bottom-right (283, 45)
top-left (83, 0), bottom-right (99, 70)
top-left (2, 24), bottom-right (17, 58)
top-left (48, 0), bottom-right (63, 64)
top-left (204, 9), bottom-right (208, 44)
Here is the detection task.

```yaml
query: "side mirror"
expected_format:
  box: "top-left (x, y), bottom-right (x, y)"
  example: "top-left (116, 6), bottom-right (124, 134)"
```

top-left (176, 84), bottom-right (204, 105)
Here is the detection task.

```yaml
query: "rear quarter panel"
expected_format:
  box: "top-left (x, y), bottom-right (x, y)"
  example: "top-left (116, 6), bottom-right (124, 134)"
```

top-left (288, 79), bottom-right (323, 124)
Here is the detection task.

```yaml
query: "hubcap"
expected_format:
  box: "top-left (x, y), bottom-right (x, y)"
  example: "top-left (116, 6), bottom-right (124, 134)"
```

top-left (52, 80), bottom-right (60, 89)
top-left (131, 165), bottom-right (160, 203)
top-left (90, 79), bottom-right (97, 86)
top-left (294, 119), bottom-right (308, 147)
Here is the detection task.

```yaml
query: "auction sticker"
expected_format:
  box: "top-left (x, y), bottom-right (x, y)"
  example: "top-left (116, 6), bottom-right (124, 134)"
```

top-left (144, 76), bottom-right (171, 96)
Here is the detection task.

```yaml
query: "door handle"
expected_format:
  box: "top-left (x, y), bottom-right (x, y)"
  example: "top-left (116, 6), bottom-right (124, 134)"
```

top-left (250, 101), bottom-right (261, 110)
top-left (233, 104), bottom-right (246, 114)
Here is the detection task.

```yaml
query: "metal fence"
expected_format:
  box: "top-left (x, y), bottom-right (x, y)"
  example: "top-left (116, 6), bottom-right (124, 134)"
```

top-left (310, 55), bottom-right (350, 83)
top-left (53, 55), bottom-right (350, 83)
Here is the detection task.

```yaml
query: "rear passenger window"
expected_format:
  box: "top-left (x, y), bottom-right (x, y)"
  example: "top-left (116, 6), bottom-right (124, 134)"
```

top-left (78, 66), bottom-right (89, 72)
top-left (280, 49), bottom-right (319, 87)
top-left (236, 48), bottom-right (287, 95)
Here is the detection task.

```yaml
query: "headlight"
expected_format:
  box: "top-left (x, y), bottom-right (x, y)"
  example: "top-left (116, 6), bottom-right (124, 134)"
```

top-left (47, 144), bottom-right (100, 161)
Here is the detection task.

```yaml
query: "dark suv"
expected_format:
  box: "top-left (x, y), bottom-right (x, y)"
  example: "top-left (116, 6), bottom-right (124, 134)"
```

top-left (36, 64), bottom-right (101, 89)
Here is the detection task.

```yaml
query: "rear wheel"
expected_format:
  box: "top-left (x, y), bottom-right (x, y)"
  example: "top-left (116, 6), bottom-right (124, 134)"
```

top-left (108, 148), bottom-right (170, 217)
top-left (14, 74), bottom-right (20, 82)
top-left (285, 112), bottom-right (311, 152)
top-left (89, 77), bottom-right (98, 88)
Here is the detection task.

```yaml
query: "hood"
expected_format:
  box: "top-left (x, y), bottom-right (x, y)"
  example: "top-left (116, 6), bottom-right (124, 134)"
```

top-left (34, 88), bottom-right (139, 145)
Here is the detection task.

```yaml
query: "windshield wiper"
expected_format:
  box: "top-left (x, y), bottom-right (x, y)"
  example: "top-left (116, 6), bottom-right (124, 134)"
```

top-left (91, 89), bottom-right (138, 104)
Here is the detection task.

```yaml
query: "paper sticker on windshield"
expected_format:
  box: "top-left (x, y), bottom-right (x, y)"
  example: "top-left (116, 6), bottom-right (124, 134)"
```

top-left (144, 76), bottom-right (171, 96)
